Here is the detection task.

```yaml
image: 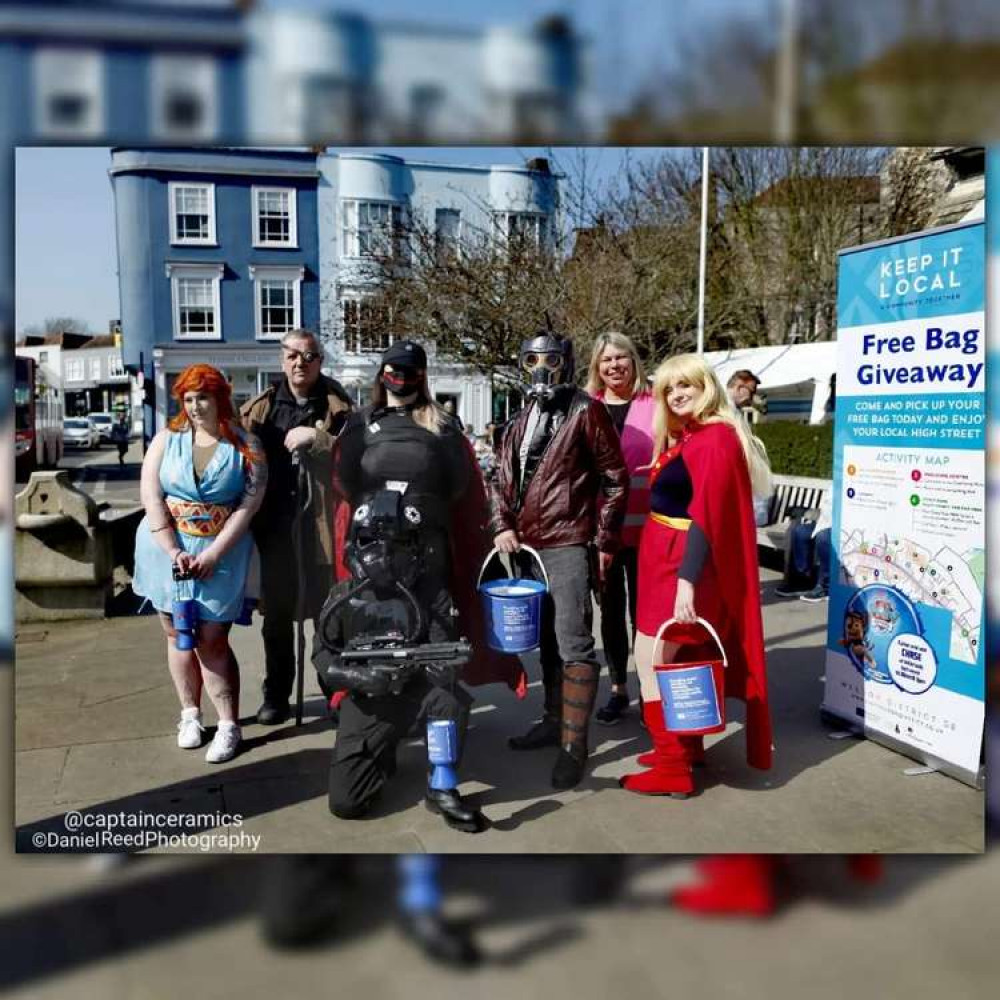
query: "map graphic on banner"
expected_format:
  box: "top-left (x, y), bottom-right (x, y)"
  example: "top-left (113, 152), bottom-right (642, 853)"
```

top-left (826, 219), bottom-right (986, 785)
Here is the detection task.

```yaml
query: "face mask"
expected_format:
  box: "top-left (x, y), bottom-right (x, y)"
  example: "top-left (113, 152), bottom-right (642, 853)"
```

top-left (381, 365), bottom-right (421, 395)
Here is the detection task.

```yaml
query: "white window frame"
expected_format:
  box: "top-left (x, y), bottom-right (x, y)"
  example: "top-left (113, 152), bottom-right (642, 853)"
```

top-left (151, 53), bottom-right (219, 141)
top-left (435, 207), bottom-right (462, 257)
top-left (64, 358), bottom-right (84, 382)
top-left (166, 262), bottom-right (224, 341)
top-left (252, 187), bottom-right (298, 249)
top-left (34, 47), bottom-right (104, 139)
top-left (340, 295), bottom-right (394, 355)
top-left (341, 200), bottom-right (408, 260)
top-left (89, 358), bottom-right (102, 381)
top-left (249, 264), bottom-right (304, 341)
top-left (492, 211), bottom-right (549, 248)
top-left (168, 182), bottom-right (217, 246)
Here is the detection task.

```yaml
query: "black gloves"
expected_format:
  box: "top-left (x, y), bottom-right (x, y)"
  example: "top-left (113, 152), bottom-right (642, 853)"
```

top-left (314, 646), bottom-right (420, 698)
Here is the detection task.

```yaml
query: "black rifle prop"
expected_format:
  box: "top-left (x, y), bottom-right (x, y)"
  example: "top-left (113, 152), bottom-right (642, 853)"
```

top-left (314, 561), bottom-right (472, 698)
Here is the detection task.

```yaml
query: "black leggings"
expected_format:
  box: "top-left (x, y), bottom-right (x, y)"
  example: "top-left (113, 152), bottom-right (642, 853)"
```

top-left (328, 678), bottom-right (471, 818)
top-left (599, 546), bottom-right (637, 688)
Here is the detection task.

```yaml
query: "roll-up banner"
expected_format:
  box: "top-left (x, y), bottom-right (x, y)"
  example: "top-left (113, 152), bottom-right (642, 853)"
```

top-left (824, 220), bottom-right (986, 787)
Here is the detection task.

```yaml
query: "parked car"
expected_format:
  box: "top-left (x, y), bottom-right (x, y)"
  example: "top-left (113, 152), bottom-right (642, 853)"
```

top-left (63, 417), bottom-right (100, 450)
top-left (88, 412), bottom-right (115, 444)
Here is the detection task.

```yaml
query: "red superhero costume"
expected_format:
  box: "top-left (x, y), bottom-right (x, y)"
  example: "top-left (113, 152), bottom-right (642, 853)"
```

top-left (626, 420), bottom-right (772, 794)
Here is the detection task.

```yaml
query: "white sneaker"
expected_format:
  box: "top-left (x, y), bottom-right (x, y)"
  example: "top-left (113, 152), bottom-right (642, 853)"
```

top-left (205, 723), bottom-right (241, 764)
top-left (177, 710), bottom-right (204, 749)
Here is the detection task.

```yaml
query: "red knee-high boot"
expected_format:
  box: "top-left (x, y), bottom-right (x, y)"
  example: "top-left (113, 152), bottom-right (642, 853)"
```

top-left (671, 855), bottom-right (777, 917)
top-left (847, 854), bottom-right (883, 883)
top-left (619, 702), bottom-right (694, 796)
top-left (638, 734), bottom-right (704, 769)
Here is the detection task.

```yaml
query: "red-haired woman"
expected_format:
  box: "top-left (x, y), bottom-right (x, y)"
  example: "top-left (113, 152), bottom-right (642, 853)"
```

top-left (133, 365), bottom-right (267, 763)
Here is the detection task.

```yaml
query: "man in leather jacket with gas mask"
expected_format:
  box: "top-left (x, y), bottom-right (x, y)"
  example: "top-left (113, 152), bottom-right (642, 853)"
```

top-left (315, 340), bottom-right (486, 834)
top-left (491, 331), bottom-right (629, 789)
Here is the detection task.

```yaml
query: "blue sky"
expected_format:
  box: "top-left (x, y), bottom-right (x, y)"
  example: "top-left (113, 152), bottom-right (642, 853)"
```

top-left (14, 145), bottom-right (681, 335)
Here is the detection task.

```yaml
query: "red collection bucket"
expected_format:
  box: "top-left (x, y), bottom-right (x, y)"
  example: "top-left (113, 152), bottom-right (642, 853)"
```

top-left (650, 617), bottom-right (727, 736)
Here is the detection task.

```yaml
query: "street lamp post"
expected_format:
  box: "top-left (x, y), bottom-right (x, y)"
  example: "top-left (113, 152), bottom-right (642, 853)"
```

top-left (696, 146), bottom-right (710, 355)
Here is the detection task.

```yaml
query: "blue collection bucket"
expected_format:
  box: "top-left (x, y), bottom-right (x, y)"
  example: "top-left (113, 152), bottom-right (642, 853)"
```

top-left (650, 617), bottom-right (727, 736)
top-left (477, 545), bottom-right (550, 654)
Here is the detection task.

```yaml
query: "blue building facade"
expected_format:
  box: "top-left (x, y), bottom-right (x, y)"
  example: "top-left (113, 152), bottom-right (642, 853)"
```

top-left (110, 147), bottom-right (320, 434)
top-left (3, 1), bottom-right (588, 348)
top-left (110, 146), bottom-right (561, 435)
top-left (1, 1), bottom-right (246, 340)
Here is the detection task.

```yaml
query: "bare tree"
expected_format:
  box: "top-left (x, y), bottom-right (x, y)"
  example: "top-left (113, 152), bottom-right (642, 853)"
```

top-left (335, 145), bottom-right (950, 387)
top-left (21, 316), bottom-right (91, 338)
top-left (711, 147), bottom-right (887, 345)
top-left (877, 146), bottom-right (951, 236)
top-left (358, 198), bottom-right (569, 378)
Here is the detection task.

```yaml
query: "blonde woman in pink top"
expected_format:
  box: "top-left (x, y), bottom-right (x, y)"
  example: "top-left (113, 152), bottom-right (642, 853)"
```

top-left (586, 332), bottom-right (655, 724)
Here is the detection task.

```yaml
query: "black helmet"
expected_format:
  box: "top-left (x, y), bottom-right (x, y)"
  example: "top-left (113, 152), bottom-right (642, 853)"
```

top-left (345, 490), bottom-right (424, 592)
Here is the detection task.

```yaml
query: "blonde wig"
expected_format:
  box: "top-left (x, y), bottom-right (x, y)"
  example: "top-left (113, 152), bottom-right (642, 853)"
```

top-left (650, 353), bottom-right (772, 497)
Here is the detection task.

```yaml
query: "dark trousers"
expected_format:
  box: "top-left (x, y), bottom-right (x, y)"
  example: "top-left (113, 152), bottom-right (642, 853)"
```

top-left (599, 546), bottom-right (637, 687)
top-left (258, 522), bottom-right (328, 704)
top-left (789, 523), bottom-right (832, 591)
top-left (328, 677), bottom-right (471, 818)
top-left (516, 544), bottom-right (599, 719)
top-left (814, 528), bottom-right (832, 590)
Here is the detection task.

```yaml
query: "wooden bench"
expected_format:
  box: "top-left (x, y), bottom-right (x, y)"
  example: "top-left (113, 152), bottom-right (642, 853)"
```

top-left (757, 474), bottom-right (832, 558)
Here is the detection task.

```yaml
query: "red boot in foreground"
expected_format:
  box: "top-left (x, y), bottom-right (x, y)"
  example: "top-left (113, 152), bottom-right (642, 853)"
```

top-left (639, 734), bottom-right (704, 769)
top-left (619, 701), bottom-right (694, 797)
top-left (847, 854), bottom-right (883, 883)
top-left (671, 855), bottom-right (777, 918)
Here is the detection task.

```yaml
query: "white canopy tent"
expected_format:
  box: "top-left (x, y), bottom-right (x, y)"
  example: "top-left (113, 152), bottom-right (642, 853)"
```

top-left (704, 341), bottom-right (838, 424)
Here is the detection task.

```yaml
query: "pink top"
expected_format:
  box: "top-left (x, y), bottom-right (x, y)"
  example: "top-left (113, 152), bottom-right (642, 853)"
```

top-left (593, 388), bottom-right (655, 548)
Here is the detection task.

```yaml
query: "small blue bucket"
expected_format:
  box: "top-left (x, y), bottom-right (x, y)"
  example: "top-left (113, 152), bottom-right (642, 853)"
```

top-left (427, 719), bottom-right (459, 790)
top-left (477, 545), bottom-right (550, 653)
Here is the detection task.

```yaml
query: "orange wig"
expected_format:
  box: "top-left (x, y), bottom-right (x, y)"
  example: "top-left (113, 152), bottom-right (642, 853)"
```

top-left (169, 364), bottom-right (251, 468)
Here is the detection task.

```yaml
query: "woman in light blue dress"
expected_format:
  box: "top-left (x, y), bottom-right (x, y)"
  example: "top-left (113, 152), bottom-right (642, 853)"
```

top-left (133, 365), bottom-right (267, 763)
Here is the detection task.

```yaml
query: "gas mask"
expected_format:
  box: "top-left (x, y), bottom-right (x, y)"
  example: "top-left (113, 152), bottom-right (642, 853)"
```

top-left (380, 363), bottom-right (421, 397)
top-left (519, 332), bottom-right (574, 400)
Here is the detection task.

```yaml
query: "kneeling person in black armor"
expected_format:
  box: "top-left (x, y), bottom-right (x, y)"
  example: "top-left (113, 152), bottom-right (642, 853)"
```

top-left (314, 341), bottom-right (485, 833)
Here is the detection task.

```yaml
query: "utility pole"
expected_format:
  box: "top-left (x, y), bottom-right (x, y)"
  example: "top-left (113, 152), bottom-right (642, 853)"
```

top-left (775, 0), bottom-right (799, 143)
top-left (696, 146), bottom-right (709, 355)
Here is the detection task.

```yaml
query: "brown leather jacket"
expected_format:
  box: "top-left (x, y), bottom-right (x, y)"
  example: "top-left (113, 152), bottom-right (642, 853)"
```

top-left (489, 388), bottom-right (629, 553)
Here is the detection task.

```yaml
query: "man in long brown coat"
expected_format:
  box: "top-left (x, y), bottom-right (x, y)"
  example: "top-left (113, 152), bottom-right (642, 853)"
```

top-left (240, 329), bottom-right (352, 725)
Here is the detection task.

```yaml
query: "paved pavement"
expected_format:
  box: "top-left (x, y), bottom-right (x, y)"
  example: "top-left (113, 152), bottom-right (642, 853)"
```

top-left (14, 561), bottom-right (984, 854)
top-left (1, 851), bottom-right (997, 997)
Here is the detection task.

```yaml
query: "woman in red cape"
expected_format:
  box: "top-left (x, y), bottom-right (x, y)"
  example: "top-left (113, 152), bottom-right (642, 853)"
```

top-left (623, 353), bottom-right (773, 796)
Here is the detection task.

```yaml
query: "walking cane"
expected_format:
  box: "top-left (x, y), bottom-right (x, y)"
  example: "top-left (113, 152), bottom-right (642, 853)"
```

top-left (291, 449), bottom-right (313, 727)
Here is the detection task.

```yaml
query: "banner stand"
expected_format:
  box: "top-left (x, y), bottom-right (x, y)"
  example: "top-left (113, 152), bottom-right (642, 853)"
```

top-left (824, 220), bottom-right (987, 791)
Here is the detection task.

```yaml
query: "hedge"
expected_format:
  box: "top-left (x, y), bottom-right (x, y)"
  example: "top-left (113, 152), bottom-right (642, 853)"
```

top-left (753, 422), bottom-right (833, 478)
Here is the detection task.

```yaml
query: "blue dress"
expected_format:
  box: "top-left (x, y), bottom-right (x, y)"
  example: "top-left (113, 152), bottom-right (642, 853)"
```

top-left (133, 430), bottom-right (258, 622)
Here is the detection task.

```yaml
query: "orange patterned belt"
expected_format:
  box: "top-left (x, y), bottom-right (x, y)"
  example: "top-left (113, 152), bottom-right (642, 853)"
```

top-left (165, 497), bottom-right (233, 537)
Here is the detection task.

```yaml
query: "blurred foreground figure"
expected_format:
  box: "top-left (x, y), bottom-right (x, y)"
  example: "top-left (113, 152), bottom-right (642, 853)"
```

top-left (260, 854), bottom-right (479, 967)
top-left (671, 855), bottom-right (883, 917)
